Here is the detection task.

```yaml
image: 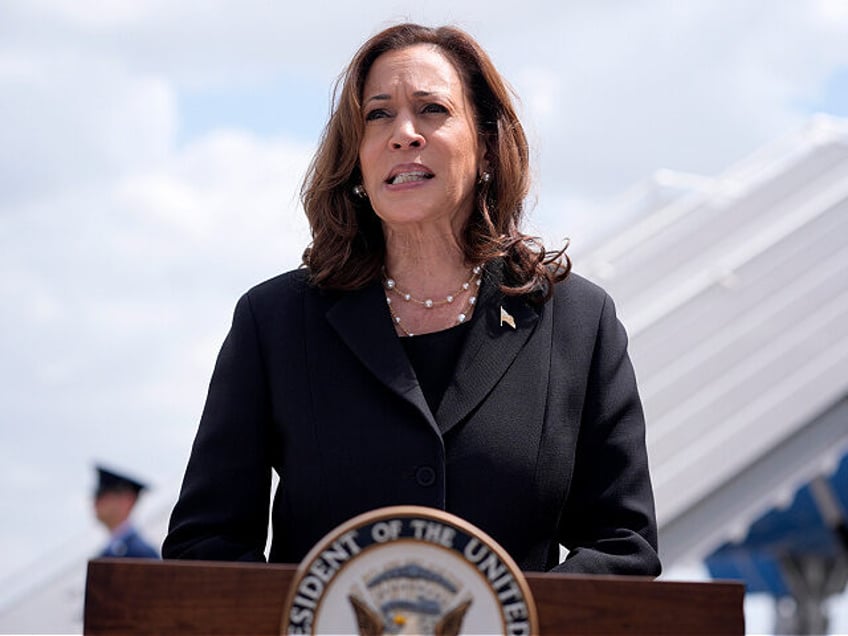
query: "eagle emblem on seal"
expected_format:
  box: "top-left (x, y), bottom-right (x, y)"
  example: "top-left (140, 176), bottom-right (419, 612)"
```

top-left (347, 563), bottom-right (472, 636)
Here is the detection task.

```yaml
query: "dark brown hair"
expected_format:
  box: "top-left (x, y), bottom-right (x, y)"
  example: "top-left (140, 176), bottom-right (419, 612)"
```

top-left (301, 23), bottom-right (569, 301)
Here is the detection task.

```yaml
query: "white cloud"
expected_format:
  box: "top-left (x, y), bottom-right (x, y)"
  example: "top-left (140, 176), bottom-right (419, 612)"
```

top-left (30, 0), bottom-right (164, 28)
top-left (0, 51), bottom-right (175, 204)
top-left (0, 72), bottom-right (311, 581)
top-left (507, 3), bottom-right (839, 198)
top-left (113, 129), bottom-right (312, 272)
top-left (814, 0), bottom-right (848, 27)
top-left (5, 1), bottom-right (845, 204)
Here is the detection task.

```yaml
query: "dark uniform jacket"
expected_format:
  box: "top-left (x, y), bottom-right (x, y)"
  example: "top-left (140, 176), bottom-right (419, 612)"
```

top-left (163, 263), bottom-right (660, 576)
top-left (100, 524), bottom-right (159, 559)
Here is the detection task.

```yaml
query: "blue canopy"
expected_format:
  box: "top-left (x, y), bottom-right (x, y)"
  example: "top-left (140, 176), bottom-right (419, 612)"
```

top-left (705, 451), bottom-right (848, 596)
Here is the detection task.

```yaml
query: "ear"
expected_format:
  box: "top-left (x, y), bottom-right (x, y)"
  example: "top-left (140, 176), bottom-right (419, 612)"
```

top-left (477, 153), bottom-right (491, 185)
top-left (477, 143), bottom-right (490, 172)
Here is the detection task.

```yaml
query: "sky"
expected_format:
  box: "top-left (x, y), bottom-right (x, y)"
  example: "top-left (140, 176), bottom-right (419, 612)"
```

top-left (1, 0), bottom-right (848, 628)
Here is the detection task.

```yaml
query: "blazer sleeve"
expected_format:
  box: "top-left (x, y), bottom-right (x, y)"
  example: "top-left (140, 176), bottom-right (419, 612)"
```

top-left (552, 291), bottom-right (661, 576)
top-left (162, 292), bottom-right (272, 562)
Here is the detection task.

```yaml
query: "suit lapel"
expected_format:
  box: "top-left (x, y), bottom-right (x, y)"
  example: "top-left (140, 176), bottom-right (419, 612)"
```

top-left (325, 281), bottom-right (438, 434)
top-left (436, 264), bottom-right (540, 435)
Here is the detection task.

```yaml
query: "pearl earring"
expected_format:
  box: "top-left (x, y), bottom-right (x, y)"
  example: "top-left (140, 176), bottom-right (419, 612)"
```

top-left (479, 171), bottom-right (492, 185)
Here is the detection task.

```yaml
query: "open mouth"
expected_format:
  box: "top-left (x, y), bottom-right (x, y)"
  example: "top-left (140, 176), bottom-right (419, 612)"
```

top-left (386, 171), bottom-right (434, 185)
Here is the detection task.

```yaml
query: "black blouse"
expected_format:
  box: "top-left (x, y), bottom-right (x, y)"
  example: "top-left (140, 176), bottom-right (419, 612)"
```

top-left (400, 322), bottom-right (472, 414)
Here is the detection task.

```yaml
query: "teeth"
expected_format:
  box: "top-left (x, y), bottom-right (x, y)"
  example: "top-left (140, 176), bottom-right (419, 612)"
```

top-left (390, 171), bottom-right (431, 185)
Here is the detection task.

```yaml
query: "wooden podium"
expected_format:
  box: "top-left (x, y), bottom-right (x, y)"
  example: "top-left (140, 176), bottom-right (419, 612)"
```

top-left (84, 558), bottom-right (744, 634)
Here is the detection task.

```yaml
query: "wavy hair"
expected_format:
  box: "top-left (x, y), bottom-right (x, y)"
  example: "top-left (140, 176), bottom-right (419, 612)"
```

top-left (301, 23), bottom-right (569, 302)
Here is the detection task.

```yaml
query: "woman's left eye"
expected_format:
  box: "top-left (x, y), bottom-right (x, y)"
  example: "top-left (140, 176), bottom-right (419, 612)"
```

top-left (422, 103), bottom-right (448, 114)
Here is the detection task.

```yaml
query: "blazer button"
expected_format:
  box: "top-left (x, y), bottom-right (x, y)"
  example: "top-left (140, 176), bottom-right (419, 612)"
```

top-left (415, 466), bottom-right (436, 487)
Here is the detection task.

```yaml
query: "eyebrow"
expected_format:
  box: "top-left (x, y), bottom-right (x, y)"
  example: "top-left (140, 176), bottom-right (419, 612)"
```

top-left (363, 90), bottom-right (443, 105)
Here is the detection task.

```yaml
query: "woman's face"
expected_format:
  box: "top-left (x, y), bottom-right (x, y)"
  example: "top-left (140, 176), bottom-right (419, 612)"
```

top-left (358, 44), bottom-right (483, 234)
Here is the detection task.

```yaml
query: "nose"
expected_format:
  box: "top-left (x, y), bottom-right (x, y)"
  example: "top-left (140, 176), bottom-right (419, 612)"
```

top-left (390, 114), bottom-right (425, 150)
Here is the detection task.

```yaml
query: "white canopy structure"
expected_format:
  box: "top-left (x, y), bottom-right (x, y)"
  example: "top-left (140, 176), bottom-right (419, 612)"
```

top-left (579, 114), bottom-right (848, 633)
top-left (578, 114), bottom-right (848, 569)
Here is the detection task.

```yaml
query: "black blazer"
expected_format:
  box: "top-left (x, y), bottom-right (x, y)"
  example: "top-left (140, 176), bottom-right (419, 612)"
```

top-left (163, 264), bottom-right (660, 576)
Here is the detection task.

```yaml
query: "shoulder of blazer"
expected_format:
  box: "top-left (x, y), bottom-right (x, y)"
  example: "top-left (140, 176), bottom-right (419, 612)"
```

top-left (245, 268), bottom-right (312, 302)
top-left (550, 271), bottom-right (613, 319)
top-left (240, 268), bottom-right (338, 317)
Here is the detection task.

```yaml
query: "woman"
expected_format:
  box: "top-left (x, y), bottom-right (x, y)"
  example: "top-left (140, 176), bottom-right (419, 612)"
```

top-left (163, 23), bottom-right (661, 576)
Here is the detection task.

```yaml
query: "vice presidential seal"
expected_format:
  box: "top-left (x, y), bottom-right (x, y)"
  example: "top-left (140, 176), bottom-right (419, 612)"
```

top-left (281, 506), bottom-right (538, 635)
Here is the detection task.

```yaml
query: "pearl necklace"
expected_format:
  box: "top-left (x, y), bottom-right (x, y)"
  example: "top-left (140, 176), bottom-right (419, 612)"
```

top-left (384, 265), bottom-right (482, 337)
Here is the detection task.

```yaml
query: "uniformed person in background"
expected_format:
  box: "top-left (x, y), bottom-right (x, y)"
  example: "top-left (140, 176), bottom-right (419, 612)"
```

top-left (93, 465), bottom-right (159, 559)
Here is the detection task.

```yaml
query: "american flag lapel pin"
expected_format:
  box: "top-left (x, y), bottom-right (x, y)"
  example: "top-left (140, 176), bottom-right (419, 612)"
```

top-left (500, 306), bottom-right (516, 329)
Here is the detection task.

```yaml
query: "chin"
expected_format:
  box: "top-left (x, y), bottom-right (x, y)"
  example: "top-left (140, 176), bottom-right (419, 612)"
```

top-left (376, 204), bottom-right (467, 230)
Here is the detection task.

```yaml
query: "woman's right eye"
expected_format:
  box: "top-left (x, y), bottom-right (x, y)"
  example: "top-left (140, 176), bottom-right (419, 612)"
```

top-left (365, 109), bottom-right (390, 121)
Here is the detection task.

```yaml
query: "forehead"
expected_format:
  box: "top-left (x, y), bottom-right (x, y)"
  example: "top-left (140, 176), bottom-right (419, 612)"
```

top-left (363, 44), bottom-right (467, 97)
